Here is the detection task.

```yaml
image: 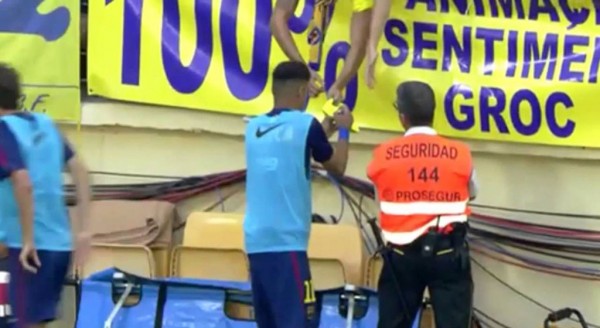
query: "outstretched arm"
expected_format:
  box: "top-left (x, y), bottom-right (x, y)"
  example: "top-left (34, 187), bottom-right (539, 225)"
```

top-left (62, 138), bottom-right (91, 234)
top-left (468, 169), bottom-right (478, 201)
top-left (331, 9), bottom-right (372, 91)
top-left (368, 0), bottom-right (392, 50)
top-left (271, 0), bottom-right (305, 63)
top-left (308, 119), bottom-right (349, 177)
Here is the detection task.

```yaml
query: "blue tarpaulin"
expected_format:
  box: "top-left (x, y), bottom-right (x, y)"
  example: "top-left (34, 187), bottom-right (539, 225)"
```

top-left (76, 268), bottom-right (420, 328)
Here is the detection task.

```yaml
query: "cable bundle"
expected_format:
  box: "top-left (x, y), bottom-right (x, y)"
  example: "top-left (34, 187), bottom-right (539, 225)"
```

top-left (64, 170), bottom-right (246, 204)
top-left (469, 210), bottom-right (600, 280)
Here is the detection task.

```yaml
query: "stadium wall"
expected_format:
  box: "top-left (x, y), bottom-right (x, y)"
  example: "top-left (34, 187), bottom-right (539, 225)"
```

top-left (58, 99), bottom-right (600, 328)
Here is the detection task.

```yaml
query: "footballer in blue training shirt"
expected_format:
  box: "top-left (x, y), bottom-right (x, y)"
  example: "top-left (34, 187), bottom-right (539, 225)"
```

top-left (0, 64), bottom-right (92, 328)
top-left (244, 61), bottom-right (353, 328)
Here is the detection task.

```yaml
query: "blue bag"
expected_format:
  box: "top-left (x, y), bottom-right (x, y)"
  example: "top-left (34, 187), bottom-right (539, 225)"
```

top-left (160, 277), bottom-right (255, 328)
top-left (76, 269), bottom-right (420, 328)
top-left (76, 268), bottom-right (161, 328)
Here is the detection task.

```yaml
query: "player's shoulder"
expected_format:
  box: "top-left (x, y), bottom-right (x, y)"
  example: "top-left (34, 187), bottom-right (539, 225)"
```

top-left (0, 119), bottom-right (12, 137)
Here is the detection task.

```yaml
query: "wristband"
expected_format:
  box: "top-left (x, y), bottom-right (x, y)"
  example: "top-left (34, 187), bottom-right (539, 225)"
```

top-left (338, 128), bottom-right (350, 141)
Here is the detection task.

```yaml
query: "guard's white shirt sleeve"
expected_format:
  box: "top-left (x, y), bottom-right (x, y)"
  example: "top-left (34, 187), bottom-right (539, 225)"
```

top-left (468, 169), bottom-right (478, 200)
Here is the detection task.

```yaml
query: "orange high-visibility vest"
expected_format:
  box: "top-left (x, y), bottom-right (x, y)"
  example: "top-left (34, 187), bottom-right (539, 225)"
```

top-left (367, 131), bottom-right (472, 246)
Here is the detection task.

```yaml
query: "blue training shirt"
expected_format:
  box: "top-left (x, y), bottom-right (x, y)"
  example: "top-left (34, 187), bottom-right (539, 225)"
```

top-left (244, 108), bottom-right (333, 254)
top-left (0, 112), bottom-right (75, 250)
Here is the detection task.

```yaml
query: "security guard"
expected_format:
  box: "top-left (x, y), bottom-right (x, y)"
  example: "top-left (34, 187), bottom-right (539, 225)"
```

top-left (367, 81), bottom-right (478, 328)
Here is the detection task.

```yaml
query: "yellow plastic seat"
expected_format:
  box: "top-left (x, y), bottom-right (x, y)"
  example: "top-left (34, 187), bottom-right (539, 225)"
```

top-left (308, 224), bottom-right (365, 289)
top-left (364, 254), bottom-right (383, 289)
top-left (309, 258), bottom-right (346, 290)
top-left (171, 246), bottom-right (249, 281)
top-left (177, 212), bottom-right (249, 280)
top-left (151, 245), bottom-right (170, 277)
top-left (79, 243), bottom-right (156, 278)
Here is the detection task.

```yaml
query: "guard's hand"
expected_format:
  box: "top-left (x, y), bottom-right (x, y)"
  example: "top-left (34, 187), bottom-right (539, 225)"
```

top-left (333, 105), bottom-right (354, 129)
top-left (309, 69), bottom-right (324, 97)
top-left (19, 242), bottom-right (41, 274)
top-left (365, 44), bottom-right (378, 89)
top-left (74, 231), bottom-right (92, 267)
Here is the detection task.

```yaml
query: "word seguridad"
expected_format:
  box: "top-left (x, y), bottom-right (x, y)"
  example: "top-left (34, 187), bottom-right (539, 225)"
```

top-left (385, 143), bottom-right (459, 159)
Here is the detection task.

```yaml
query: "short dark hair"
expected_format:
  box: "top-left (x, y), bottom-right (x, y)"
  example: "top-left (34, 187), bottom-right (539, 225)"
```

top-left (0, 64), bottom-right (20, 110)
top-left (272, 61), bottom-right (310, 95)
top-left (272, 61), bottom-right (310, 82)
top-left (395, 81), bottom-right (435, 126)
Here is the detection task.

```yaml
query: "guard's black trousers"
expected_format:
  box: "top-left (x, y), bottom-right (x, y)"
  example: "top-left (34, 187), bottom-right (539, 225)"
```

top-left (377, 232), bottom-right (473, 328)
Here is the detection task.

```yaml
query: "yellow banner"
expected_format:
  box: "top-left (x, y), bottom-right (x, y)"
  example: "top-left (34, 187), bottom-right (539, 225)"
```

top-left (0, 0), bottom-right (80, 122)
top-left (88, 0), bottom-right (599, 147)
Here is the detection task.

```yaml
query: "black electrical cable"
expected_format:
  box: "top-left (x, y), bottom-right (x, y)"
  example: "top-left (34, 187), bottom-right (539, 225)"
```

top-left (342, 187), bottom-right (377, 254)
top-left (472, 308), bottom-right (512, 328)
top-left (475, 319), bottom-right (493, 328)
top-left (317, 173), bottom-right (346, 225)
top-left (471, 258), bottom-right (600, 328)
top-left (340, 187), bottom-right (378, 254)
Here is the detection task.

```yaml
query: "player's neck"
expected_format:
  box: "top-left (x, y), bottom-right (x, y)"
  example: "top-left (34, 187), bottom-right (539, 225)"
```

top-left (273, 101), bottom-right (301, 110)
top-left (0, 109), bottom-right (19, 116)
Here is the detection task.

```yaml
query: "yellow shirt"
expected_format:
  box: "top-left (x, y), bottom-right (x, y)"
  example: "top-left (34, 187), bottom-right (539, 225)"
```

top-left (353, 0), bottom-right (373, 11)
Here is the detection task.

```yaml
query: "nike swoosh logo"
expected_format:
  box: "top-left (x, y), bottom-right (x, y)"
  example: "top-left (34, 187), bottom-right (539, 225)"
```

top-left (256, 123), bottom-right (284, 138)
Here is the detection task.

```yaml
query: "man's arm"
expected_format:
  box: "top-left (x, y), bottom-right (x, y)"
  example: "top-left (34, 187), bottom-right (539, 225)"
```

top-left (367, 0), bottom-right (392, 50)
top-left (321, 117), bottom-right (336, 139)
top-left (63, 138), bottom-right (91, 234)
top-left (331, 9), bottom-right (372, 90)
top-left (308, 119), bottom-right (349, 176)
top-left (468, 169), bottom-right (478, 200)
top-left (271, 0), bottom-right (305, 63)
top-left (0, 123), bottom-right (34, 245)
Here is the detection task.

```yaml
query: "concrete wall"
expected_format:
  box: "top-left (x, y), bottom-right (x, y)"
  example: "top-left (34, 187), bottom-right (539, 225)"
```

top-left (63, 99), bottom-right (600, 328)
